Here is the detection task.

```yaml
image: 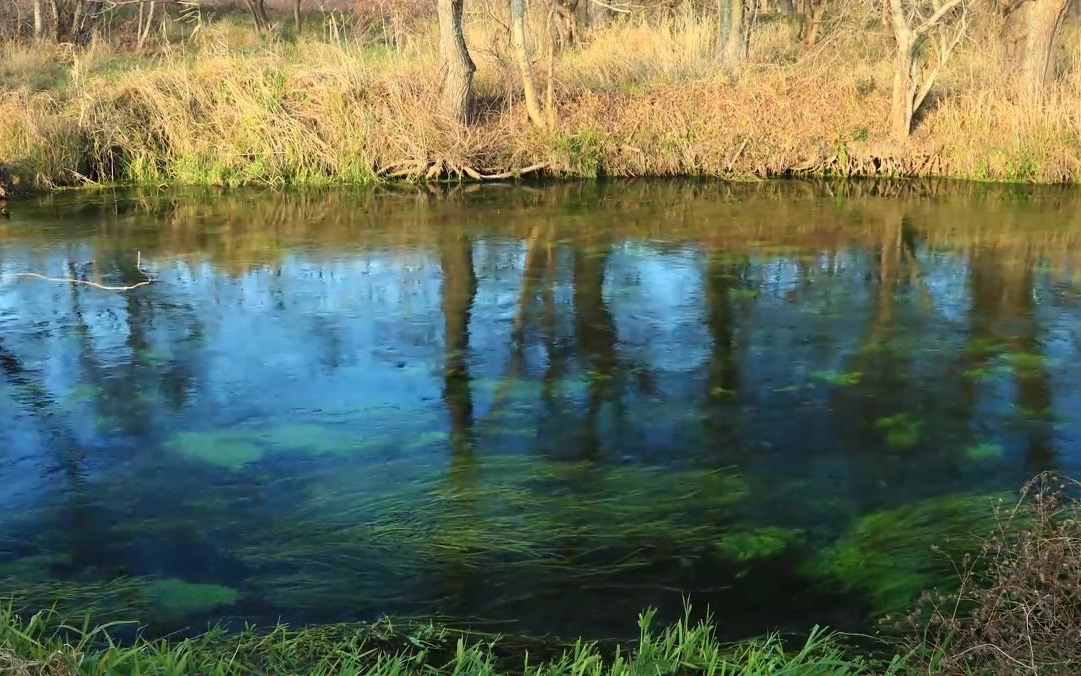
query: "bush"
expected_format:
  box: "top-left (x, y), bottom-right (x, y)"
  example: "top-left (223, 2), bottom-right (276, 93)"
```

top-left (900, 473), bottom-right (1081, 674)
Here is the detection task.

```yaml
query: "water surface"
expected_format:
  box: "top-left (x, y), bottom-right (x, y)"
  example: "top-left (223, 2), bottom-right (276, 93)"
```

top-left (2, 180), bottom-right (1081, 642)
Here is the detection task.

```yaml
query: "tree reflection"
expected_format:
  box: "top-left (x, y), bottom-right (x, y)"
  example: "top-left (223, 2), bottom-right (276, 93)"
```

top-left (573, 241), bottom-right (619, 460)
top-left (439, 231), bottom-right (477, 462)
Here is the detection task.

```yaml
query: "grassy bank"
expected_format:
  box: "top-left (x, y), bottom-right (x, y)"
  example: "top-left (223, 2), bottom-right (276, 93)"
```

top-left (2, 474), bottom-right (1081, 674)
top-left (1, 4), bottom-right (1080, 190)
top-left (0, 605), bottom-right (898, 675)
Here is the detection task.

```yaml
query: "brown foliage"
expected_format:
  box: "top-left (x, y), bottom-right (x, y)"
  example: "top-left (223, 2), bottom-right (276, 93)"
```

top-left (899, 473), bottom-right (1081, 675)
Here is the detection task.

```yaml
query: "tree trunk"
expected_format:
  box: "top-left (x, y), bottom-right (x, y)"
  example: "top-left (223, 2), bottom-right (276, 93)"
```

top-left (719, 0), bottom-right (745, 67)
top-left (137, 0), bottom-right (156, 49)
top-left (891, 35), bottom-right (916, 137)
top-left (800, 0), bottom-right (825, 46)
top-left (294, 0), bottom-right (302, 33)
top-left (33, 0), bottom-right (45, 40)
top-left (437, 0), bottom-right (476, 123)
top-left (1003, 0), bottom-right (1071, 95)
top-left (50, 0), bottom-right (61, 41)
top-left (511, 0), bottom-right (545, 127)
top-left (245, 0), bottom-right (270, 34)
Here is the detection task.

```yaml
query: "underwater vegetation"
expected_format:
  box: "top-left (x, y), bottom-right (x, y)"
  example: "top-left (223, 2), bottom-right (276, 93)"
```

top-left (812, 493), bottom-right (1013, 614)
top-left (230, 456), bottom-right (751, 612)
top-left (964, 443), bottom-right (1005, 462)
top-left (810, 370), bottom-right (863, 387)
top-left (163, 424), bottom-right (371, 469)
top-left (873, 414), bottom-right (923, 450)
top-left (715, 528), bottom-right (805, 563)
top-left (0, 575), bottom-right (239, 628)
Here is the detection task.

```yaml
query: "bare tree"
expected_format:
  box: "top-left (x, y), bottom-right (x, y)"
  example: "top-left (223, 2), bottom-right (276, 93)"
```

top-left (34, 0), bottom-right (45, 40)
top-left (294, 0), bottom-right (302, 34)
top-left (1001, 0), bottom-right (1072, 95)
top-left (718, 0), bottom-right (746, 68)
top-left (552, 0), bottom-right (579, 48)
top-left (797, 0), bottom-right (825, 46)
top-left (244, 0), bottom-right (271, 34)
top-left (438, 0), bottom-right (476, 123)
top-left (137, 0), bottom-right (157, 49)
top-left (887, 0), bottom-right (968, 137)
top-left (511, 0), bottom-right (548, 127)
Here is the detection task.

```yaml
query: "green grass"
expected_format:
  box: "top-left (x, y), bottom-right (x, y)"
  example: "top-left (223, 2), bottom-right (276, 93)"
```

top-left (0, 603), bottom-right (899, 675)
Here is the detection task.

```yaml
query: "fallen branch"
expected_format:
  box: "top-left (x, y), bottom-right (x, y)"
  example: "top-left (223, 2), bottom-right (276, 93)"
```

top-left (4, 253), bottom-right (155, 291)
top-left (472, 162), bottom-right (549, 180)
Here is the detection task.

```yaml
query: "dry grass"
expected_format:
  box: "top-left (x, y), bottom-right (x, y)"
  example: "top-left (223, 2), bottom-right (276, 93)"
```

top-left (897, 474), bottom-right (1081, 674)
top-left (0, 4), bottom-right (1080, 189)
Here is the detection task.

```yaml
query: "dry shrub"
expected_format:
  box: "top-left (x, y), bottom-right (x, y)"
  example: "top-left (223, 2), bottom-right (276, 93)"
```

top-left (353, 0), bottom-right (432, 45)
top-left (901, 473), bottom-right (1081, 675)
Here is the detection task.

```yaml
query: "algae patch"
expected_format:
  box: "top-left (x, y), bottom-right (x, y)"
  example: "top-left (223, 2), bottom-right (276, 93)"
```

top-left (165, 431), bottom-right (265, 468)
top-left (716, 527), bottom-right (804, 562)
top-left (147, 578), bottom-right (239, 614)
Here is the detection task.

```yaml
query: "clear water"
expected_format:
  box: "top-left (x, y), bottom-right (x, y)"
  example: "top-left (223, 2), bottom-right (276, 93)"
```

top-left (2, 180), bottom-right (1080, 642)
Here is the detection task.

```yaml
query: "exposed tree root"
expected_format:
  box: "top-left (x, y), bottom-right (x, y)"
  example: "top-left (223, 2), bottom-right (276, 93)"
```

top-left (379, 159), bottom-right (550, 182)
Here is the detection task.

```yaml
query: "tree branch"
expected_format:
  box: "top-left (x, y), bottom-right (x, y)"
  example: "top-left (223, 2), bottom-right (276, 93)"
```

top-left (914, 0), bottom-right (964, 37)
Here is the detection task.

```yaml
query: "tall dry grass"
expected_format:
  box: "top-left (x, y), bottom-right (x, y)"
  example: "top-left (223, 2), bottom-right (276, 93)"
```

top-left (0, 2), bottom-right (1079, 189)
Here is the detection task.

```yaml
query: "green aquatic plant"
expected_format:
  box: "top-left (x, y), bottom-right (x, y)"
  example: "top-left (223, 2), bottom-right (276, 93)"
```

top-left (1004, 352), bottom-right (1054, 378)
top-left (813, 493), bottom-right (1010, 614)
top-left (716, 527), bottom-right (805, 562)
top-left (165, 431), bottom-right (266, 468)
top-left (63, 384), bottom-right (104, 408)
top-left (164, 423), bottom-right (376, 468)
top-left (0, 554), bottom-right (70, 581)
top-left (728, 287), bottom-right (760, 300)
top-left (229, 456), bottom-right (751, 608)
top-left (0, 577), bottom-right (154, 623)
top-left (962, 366), bottom-right (997, 382)
top-left (258, 424), bottom-right (359, 455)
top-left (874, 413), bottom-right (922, 449)
top-left (810, 370), bottom-right (862, 387)
top-left (146, 579), bottom-right (239, 615)
top-left (964, 443), bottom-right (1004, 462)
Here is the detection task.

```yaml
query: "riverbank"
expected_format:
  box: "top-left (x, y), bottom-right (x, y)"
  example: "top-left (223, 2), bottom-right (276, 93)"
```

top-left (1, 10), bottom-right (1080, 190)
top-left (0, 605), bottom-right (896, 675)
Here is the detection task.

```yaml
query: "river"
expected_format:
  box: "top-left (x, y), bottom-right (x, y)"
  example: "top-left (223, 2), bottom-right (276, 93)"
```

top-left (1, 180), bottom-right (1079, 642)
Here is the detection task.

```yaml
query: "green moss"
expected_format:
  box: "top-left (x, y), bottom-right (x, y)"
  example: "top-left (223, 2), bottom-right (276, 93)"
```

top-left (716, 527), bottom-right (804, 562)
top-left (812, 494), bottom-right (1007, 614)
top-left (147, 579), bottom-right (239, 615)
